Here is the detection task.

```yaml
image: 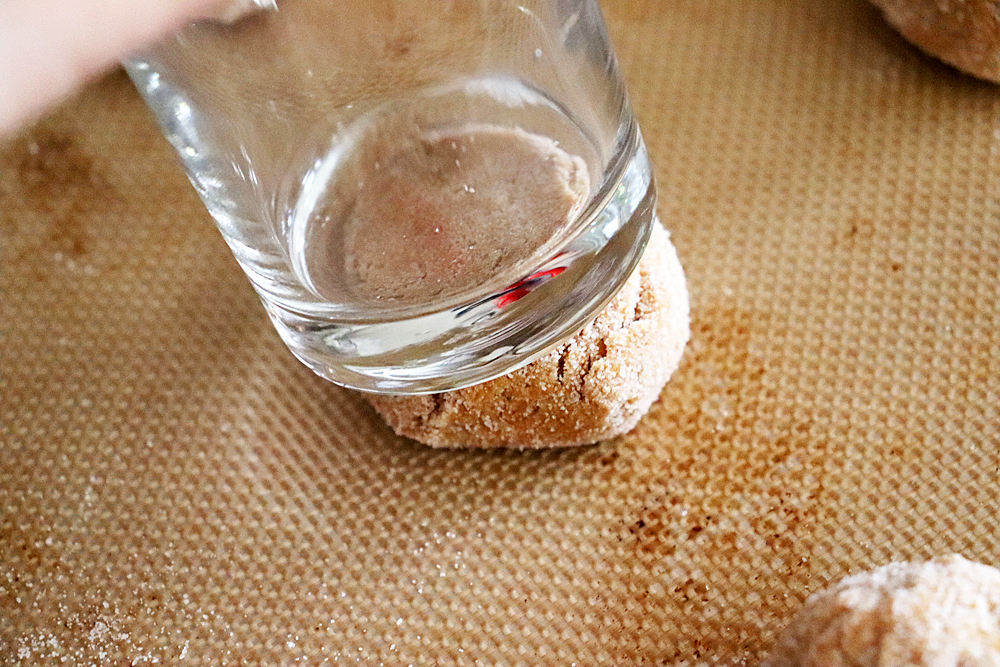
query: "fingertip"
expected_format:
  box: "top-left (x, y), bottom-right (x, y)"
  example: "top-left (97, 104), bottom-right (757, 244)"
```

top-left (0, 0), bottom-right (227, 137)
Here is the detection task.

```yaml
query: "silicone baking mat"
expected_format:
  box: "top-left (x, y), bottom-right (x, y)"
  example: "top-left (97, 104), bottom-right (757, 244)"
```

top-left (2, 0), bottom-right (998, 664)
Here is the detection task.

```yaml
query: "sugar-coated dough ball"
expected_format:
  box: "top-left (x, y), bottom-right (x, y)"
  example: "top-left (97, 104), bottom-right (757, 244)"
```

top-left (765, 555), bottom-right (1000, 667)
top-left (366, 221), bottom-right (690, 448)
top-left (871, 0), bottom-right (1000, 82)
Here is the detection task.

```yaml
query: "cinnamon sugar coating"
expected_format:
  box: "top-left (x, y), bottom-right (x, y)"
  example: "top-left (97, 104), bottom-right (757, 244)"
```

top-left (765, 555), bottom-right (1000, 667)
top-left (871, 0), bottom-right (1000, 82)
top-left (366, 222), bottom-right (690, 448)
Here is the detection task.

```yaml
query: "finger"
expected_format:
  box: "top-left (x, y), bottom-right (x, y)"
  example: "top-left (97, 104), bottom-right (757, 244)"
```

top-left (0, 0), bottom-right (226, 136)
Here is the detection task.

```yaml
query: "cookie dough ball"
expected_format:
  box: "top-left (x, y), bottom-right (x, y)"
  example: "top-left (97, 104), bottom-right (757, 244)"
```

top-left (367, 221), bottom-right (690, 448)
top-left (765, 555), bottom-right (1000, 667)
top-left (871, 0), bottom-right (1000, 82)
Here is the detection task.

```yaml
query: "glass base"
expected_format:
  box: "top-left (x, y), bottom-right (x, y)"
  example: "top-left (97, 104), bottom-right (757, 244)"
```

top-left (265, 138), bottom-right (657, 395)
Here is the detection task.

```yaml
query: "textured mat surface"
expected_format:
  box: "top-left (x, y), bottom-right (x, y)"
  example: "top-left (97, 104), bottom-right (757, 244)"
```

top-left (2, 0), bottom-right (999, 664)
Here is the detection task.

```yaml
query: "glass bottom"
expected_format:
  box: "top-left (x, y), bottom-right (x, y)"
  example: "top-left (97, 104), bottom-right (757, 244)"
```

top-left (264, 138), bottom-right (656, 394)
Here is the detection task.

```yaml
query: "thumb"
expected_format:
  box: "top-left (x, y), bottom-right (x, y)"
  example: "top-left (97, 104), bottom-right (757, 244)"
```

top-left (0, 0), bottom-right (229, 136)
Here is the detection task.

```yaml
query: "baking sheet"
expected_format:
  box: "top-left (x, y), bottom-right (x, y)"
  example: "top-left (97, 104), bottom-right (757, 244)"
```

top-left (2, 0), bottom-right (999, 664)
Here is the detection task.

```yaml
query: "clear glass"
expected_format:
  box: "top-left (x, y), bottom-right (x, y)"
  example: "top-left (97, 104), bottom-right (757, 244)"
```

top-left (126, 0), bottom-right (656, 394)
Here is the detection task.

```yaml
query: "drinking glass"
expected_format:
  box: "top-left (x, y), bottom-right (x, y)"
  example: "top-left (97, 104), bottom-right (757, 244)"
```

top-left (126, 0), bottom-right (657, 393)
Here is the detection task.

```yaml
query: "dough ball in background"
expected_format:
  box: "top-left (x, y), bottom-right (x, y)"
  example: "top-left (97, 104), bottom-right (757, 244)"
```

top-left (764, 554), bottom-right (1000, 667)
top-left (870, 0), bottom-right (1000, 82)
top-left (366, 222), bottom-right (690, 449)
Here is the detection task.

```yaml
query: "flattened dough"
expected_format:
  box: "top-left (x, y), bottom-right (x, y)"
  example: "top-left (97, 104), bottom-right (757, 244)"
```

top-left (367, 221), bottom-right (690, 448)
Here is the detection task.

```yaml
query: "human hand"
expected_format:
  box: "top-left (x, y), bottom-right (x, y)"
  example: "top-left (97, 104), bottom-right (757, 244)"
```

top-left (0, 0), bottom-right (233, 136)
